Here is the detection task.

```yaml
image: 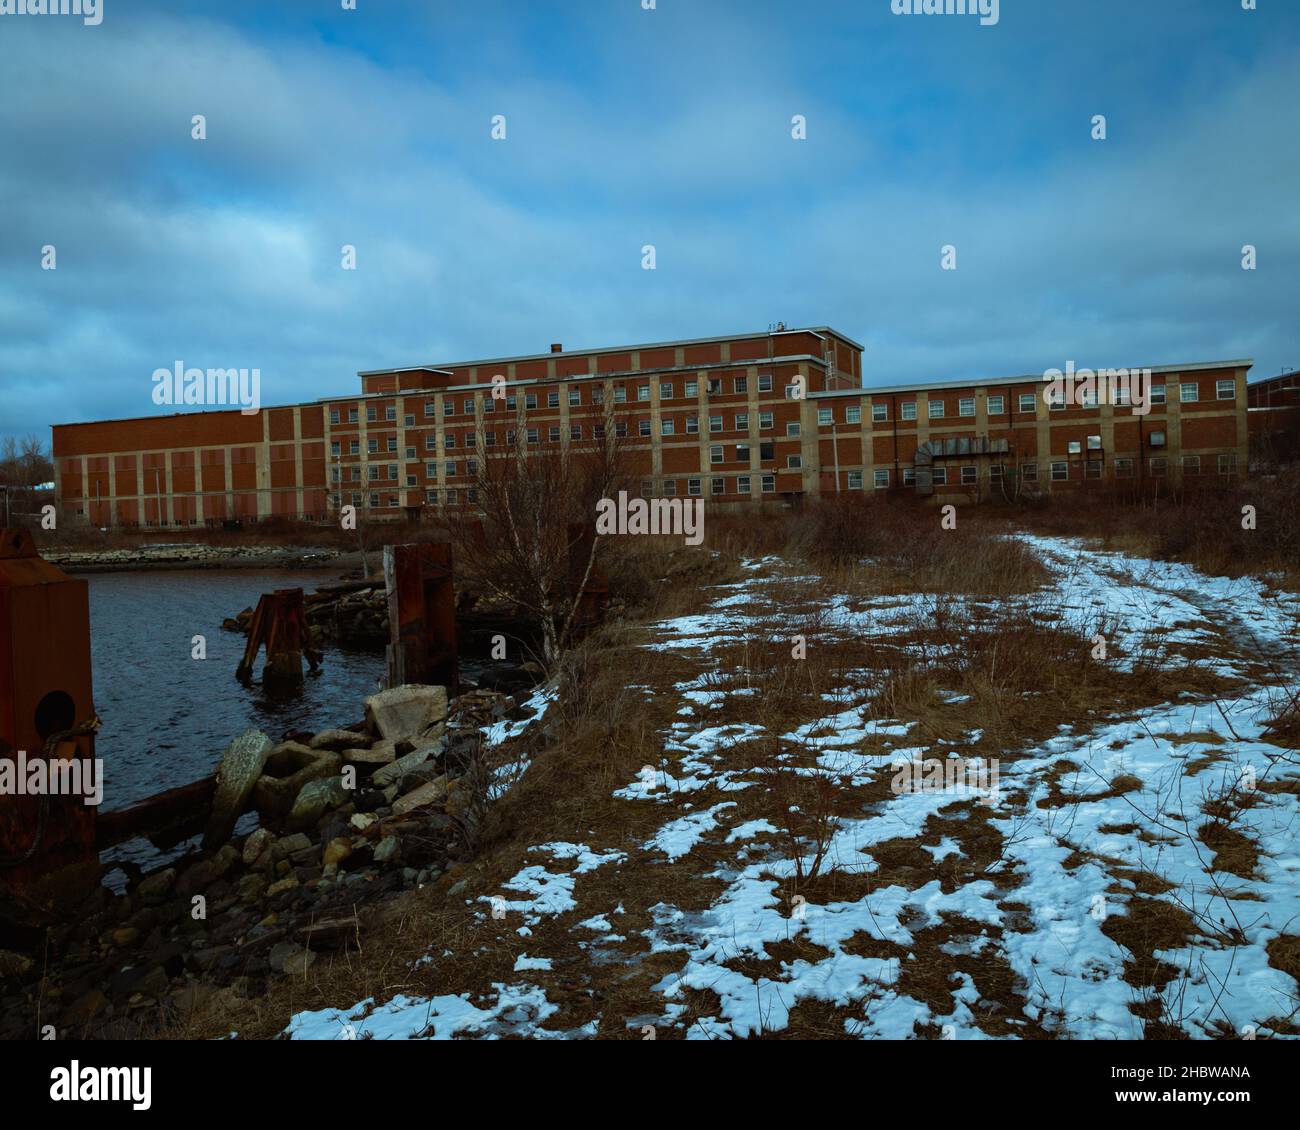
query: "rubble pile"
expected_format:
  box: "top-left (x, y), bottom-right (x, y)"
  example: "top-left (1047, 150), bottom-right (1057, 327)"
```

top-left (0, 682), bottom-right (546, 1039)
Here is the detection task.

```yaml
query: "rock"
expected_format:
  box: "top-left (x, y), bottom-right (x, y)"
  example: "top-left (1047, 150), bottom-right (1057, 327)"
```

top-left (0, 949), bottom-right (33, 978)
top-left (372, 744), bottom-right (437, 789)
top-left (349, 812), bottom-right (377, 832)
top-left (212, 844), bottom-right (241, 878)
top-left (392, 775), bottom-right (448, 816)
top-left (137, 867), bottom-right (177, 904)
top-left (373, 836), bottom-right (401, 864)
top-left (364, 685), bottom-right (449, 742)
top-left (252, 745), bottom-right (342, 821)
top-left (343, 740), bottom-right (397, 765)
top-left (267, 876), bottom-right (300, 898)
top-left (176, 859), bottom-right (218, 899)
top-left (237, 874), bottom-right (267, 904)
top-left (111, 927), bottom-right (140, 948)
top-left (63, 988), bottom-right (110, 1028)
top-left (270, 832), bottom-right (312, 861)
top-left (203, 729), bottom-right (274, 850)
top-left (297, 915), bottom-right (359, 949)
top-left (322, 837), bottom-right (353, 868)
top-left (287, 776), bottom-right (350, 832)
top-left (282, 949), bottom-right (317, 976)
top-left (310, 728), bottom-right (369, 751)
top-left (169, 984), bottom-right (213, 1015)
top-left (268, 941), bottom-right (302, 973)
top-left (243, 827), bottom-right (275, 866)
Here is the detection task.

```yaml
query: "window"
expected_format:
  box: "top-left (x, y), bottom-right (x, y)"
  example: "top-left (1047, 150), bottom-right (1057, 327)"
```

top-left (733, 376), bottom-right (748, 394)
top-left (615, 421), bottom-right (627, 438)
top-left (759, 441), bottom-right (775, 460)
top-left (817, 408), bottom-right (833, 426)
top-left (1182, 455), bottom-right (1201, 474)
top-left (1218, 453), bottom-right (1237, 474)
top-left (329, 409), bottom-right (340, 425)
top-left (1149, 430), bottom-right (1166, 447)
top-left (1068, 440), bottom-right (1083, 455)
top-left (548, 426), bottom-right (560, 443)
top-left (483, 398), bottom-right (496, 413)
top-left (961, 465), bottom-right (977, 484)
top-left (1216, 379), bottom-right (1235, 401)
top-left (737, 475), bottom-right (751, 493)
top-left (784, 383), bottom-right (800, 399)
top-left (1047, 387), bottom-right (1066, 410)
top-left (330, 441), bottom-right (341, 456)
top-left (660, 382), bottom-right (674, 400)
top-left (1114, 458), bottom-right (1133, 478)
top-left (1150, 457), bottom-right (1167, 477)
top-left (639, 420), bottom-right (651, 437)
top-left (1051, 462), bottom-right (1068, 481)
top-left (506, 429), bottom-right (517, 446)
top-left (786, 422), bottom-right (801, 437)
top-left (987, 395), bottom-right (1004, 415)
top-left (367, 438), bottom-right (378, 454)
top-left (369, 493), bottom-right (379, 507)
top-left (758, 374), bottom-right (773, 392)
top-left (464, 399), bottom-right (475, 414)
top-left (872, 404), bottom-right (888, 422)
top-left (366, 405), bottom-right (377, 422)
top-left (736, 444), bottom-right (751, 462)
top-left (687, 478), bottom-right (702, 496)
top-left (525, 393), bottom-right (538, 410)
top-left (1022, 463), bottom-right (1038, 482)
top-left (901, 401), bottom-right (917, 421)
top-left (592, 388), bottom-right (605, 405)
top-left (1018, 393), bottom-right (1036, 413)
top-left (368, 466), bottom-right (380, 482)
top-left (425, 462), bottom-right (438, 477)
top-left (710, 445), bottom-right (724, 464)
top-left (613, 387), bottom-right (627, 403)
top-left (1150, 384), bottom-right (1166, 405)
top-left (446, 400), bottom-right (457, 416)
top-left (662, 479), bottom-right (676, 496)
top-left (686, 416), bottom-right (699, 434)
top-left (903, 468), bottom-right (916, 486)
top-left (761, 474), bottom-right (776, 493)
top-left (404, 414), bottom-right (415, 428)
top-left (387, 437), bottom-right (398, 452)
top-left (989, 464), bottom-right (1004, 482)
top-left (506, 395), bottom-right (517, 411)
top-left (637, 385), bottom-right (650, 402)
top-left (406, 474), bottom-right (416, 488)
top-left (426, 490), bottom-right (438, 504)
top-left (569, 389), bottom-right (581, 406)
top-left (350, 440), bottom-right (360, 454)
top-left (708, 379), bottom-right (722, 395)
top-left (527, 427), bottom-right (539, 444)
top-left (710, 477), bottom-right (725, 495)
top-left (640, 480), bottom-right (654, 497)
top-left (959, 397), bottom-right (975, 417)
top-left (484, 430), bottom-right (496, 447)
top-left (347, 407), bottom-right (358, 423)
top-left (463, 434), bottom-right (474, 449)
top-left (846, 405), bottom-right (862, 424)
top-left (1179, 382), bottom-right (1198, 403)
top-left (1085, 461), bottom-right (1102, 479)
top-left (446, 489), bottom-right (458, 505)
top-left (570, 424), bottom-right (582, 440)
top-left (928, 400), bottom-right (945, 419)
top-left (685, 380), bottom-right (698, 397)
top-left (445, 462), bottom-right (457, 477)
top-left (735, 413), bottom-right (748, 430)
top-left (1087, 435), bottom-right (1102, 451)
top-left (787, 455), bottom-right (802, 470)
top-left (661, 419), bottom-right (675, 437)
top-left (444, 433), bottom-right (457, 448)
top-left (709, 415), bottom-right (723, 432)
top-left (547, 391), bottom-right (559, 408)
top-left (931, 467), bottom-right (947, 486)
top-left (759, 411), bottom-right (774, 429)
top-left (1079, 387), bottom-right (1097, 408)
top-left (872, 469), bottom-right (887, 489)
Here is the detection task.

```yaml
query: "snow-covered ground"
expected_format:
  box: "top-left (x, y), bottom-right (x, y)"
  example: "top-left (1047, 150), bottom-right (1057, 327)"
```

top-left (283, 535), bottom-right (1300, 1040)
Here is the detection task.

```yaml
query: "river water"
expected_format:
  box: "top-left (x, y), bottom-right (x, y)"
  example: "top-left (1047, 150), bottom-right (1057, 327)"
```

top-left (85, 569), bottom-right (385, 813)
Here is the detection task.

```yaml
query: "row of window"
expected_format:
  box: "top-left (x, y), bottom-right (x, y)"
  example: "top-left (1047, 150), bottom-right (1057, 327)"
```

top-left (329, 378), bottom-right (1236, 428)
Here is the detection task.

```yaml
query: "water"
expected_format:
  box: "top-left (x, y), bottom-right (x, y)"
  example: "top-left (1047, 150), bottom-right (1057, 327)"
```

top-left (85, 569), bottom-right (385, 813)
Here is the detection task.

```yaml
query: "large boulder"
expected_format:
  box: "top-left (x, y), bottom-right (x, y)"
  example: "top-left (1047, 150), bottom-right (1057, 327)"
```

top-left (252, 744), bottom-right (342, 821)
top-left (287, 775), bottom-right (350, 832)
top-left (364, 685), bottom-right (448, 742)
top-left (203, 729), bottom-right (274, 849)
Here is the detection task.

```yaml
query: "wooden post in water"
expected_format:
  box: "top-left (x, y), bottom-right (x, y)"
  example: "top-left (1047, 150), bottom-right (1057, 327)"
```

top-left (384, 543), bottom-right (458, 692)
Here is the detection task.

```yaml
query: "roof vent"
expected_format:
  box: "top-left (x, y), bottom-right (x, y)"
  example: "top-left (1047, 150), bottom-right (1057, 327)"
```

top-left (550, 343), bottom-right (563, 353)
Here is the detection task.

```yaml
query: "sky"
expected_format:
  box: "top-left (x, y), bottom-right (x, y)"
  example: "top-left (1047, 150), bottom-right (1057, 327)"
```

top-left (1, 0), bottom-right (1297, 444)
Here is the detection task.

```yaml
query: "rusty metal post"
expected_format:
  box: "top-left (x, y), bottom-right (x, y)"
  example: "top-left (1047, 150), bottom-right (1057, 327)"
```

top-left (384, 542), bottom-right (458, 692)
top-left (0, 528), bottom-right (100, 927)
top-left (236, 588), bottom-right (320, 688)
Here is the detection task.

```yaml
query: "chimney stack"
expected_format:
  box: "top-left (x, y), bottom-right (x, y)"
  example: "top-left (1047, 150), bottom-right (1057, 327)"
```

top-left (550, 343), bottom-right (563, 353)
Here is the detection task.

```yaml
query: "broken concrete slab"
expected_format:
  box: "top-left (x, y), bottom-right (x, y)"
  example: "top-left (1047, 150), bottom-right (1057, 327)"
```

top-left (371, 743), bottom-right (437, 789)
top-left (342, 739), bottom-right (397, 766)
top-left (252, 745), bottom-right (342, 821)
top-left (309, 728), bottom-right (370, 751)
top-left (203, 729), bottom-right (274, 850)
top-left (364, 684), bottom-right (448, 742)
top-left (392, 775), bottom-right (448, 816)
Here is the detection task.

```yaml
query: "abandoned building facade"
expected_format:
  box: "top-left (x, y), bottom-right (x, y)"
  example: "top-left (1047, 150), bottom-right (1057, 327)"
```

top-left (50, 327), bottom-right (1253, 527)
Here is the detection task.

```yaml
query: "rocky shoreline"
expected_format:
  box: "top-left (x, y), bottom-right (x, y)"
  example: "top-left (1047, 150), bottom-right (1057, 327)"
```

top-left (42, 544), bottom-right (349, 574)
top-left (0, 679), bottom-right (547, 1039)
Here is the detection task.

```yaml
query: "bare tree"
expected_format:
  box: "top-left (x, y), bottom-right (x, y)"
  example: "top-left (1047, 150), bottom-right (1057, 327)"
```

top-left (442, 399), bottom-right (632, 666)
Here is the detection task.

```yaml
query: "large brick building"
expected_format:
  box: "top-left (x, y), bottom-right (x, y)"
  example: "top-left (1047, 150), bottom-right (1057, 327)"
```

top-left (50, 327), bottom-right (1251, 527)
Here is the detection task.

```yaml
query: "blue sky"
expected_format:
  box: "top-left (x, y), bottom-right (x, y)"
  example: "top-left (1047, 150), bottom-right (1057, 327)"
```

top-left (1, 0), bottom-right (1297, 443)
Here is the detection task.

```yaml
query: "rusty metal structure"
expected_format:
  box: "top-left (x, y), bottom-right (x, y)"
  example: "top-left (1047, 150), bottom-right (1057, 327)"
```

top-left (384, 542), bottom-right (458, 692)
top-left (0, 529), bottom-right (101, 927)
top-left (235, 587), bottom-right (322, 688)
